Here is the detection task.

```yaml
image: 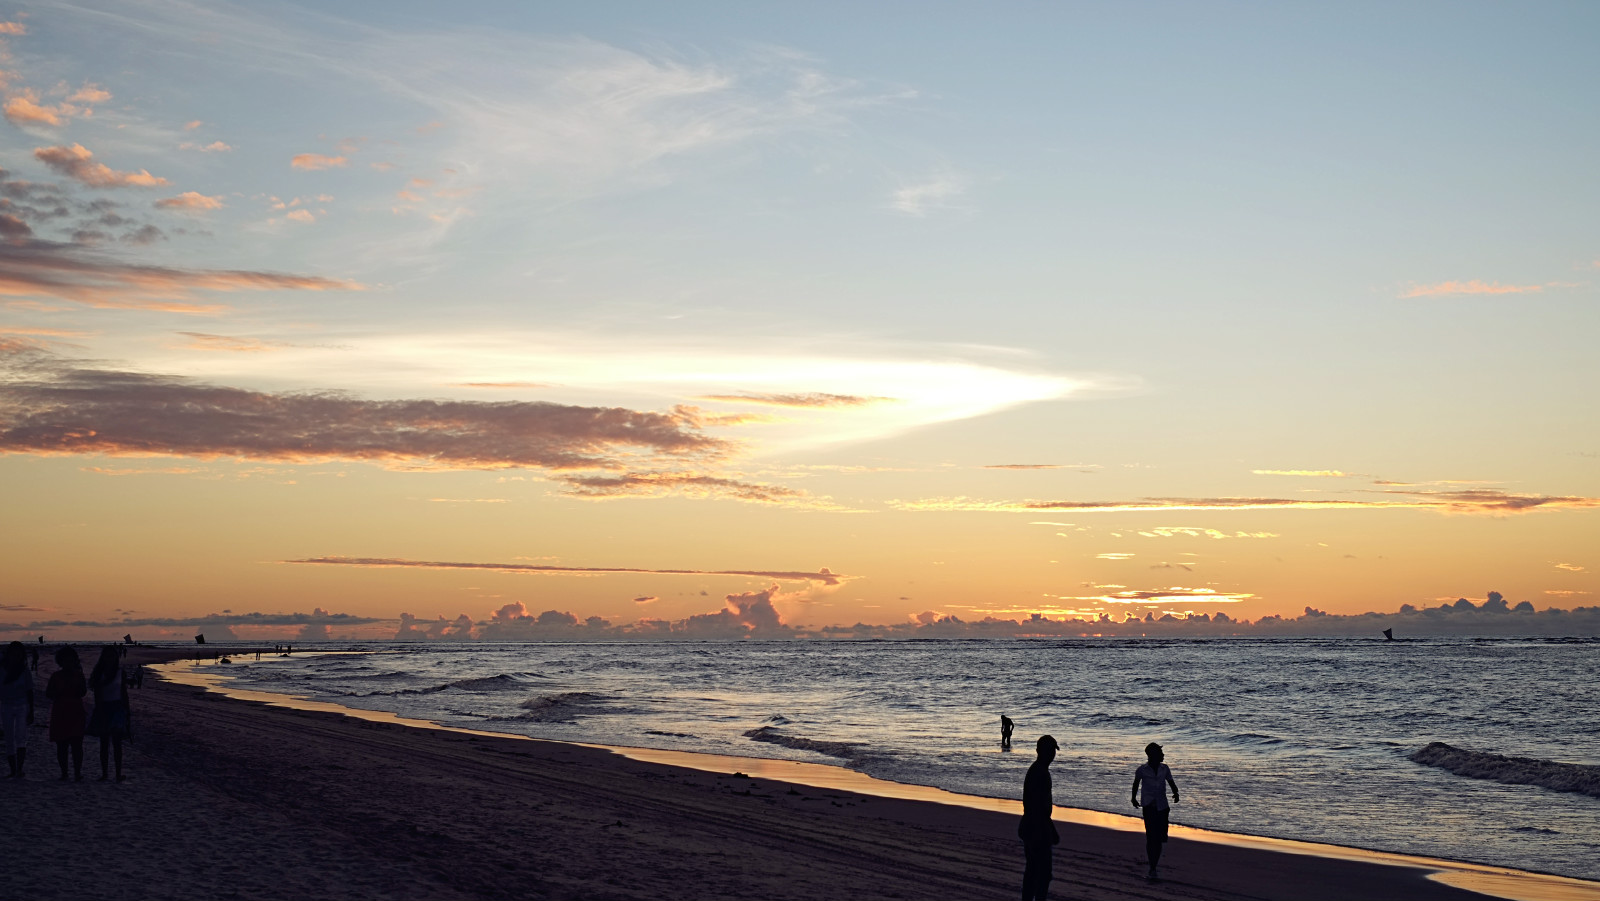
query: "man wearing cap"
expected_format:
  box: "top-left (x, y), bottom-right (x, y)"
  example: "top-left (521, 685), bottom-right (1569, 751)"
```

top-left (1131, 741), bottom-right (1180, 882)
top-left (1018, 734), bottom-right (1060, 901)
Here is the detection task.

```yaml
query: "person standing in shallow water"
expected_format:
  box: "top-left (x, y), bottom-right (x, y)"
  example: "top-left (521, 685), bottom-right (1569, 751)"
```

top-left (47, 646), bottom-right (88, 781)
top-left (1131, 742), bottom-right (1180, 882)
top-left (1018, 734), bottom-right (1060, 901)
top-left (1001, 714), bottom-right (1014, 749)
top-left (1, 641), bottom-right (34, 778)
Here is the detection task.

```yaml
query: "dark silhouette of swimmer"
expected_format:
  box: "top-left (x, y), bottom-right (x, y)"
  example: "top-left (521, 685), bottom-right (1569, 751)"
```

top-left (1131, 742), bottom-right (1179, 882)
top-left (1018, 734), bottom-right (1060, 901)
top-left (1001, 715), bottom-right (1015, 748)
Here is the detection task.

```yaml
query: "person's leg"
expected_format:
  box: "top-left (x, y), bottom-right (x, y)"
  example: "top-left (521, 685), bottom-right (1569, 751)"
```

top-left (1143, 805), bottom-right (1163, 878)
top-left (57, 740), bottom-right (69, 779)
top-left (99, 735), bottom-right (110, 779)
top-left (70, 737), bottom-right (83, 779)
top-left (1021, 843), bottom-right (1047, 901)
top-left (112, 734), bottom-right (123, 780)
top-left (14, 744), bottom-right (22, 776)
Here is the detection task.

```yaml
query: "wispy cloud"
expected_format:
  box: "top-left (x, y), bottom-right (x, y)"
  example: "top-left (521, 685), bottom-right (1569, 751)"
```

top-left (287, 555), bottom-right (847, 585)
top-left (177, 332), bottom-right (285, 353)
top-left (290, 153), bottom-right (347, 170)
top-left (33, 144), bottom-right (169, 188)
top-left (0, 239), bottom-right (362, 311)
top-left (178, 141), bottom-right (232, 153)
top-left (698, 392), bottom-right (893, 408)
top-left (1252, 469), bottom-right (1357, 478)
top-left (0, 346), bottom-right (724, 471)
top-left (557, 471), bottom-right (836, 507)
top-left (894, 489), bottom-right (1600, 515)
top-left (890, 171), bottom-right (964, 216)
top-left (1400, 280), bottom-right (1544, 299)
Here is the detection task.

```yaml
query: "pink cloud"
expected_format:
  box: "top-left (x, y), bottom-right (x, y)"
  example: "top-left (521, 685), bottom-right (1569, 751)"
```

top-left (1400, 280), bottom-right (1544, 299)
top-left (179, 141), bottom-right (232, 153)
top-left (290, 153), bottom-right (347, 171)
top-left (698, 392), bottom-right (893, 408)
top-left (65, 83), bottom-right (110, 104)
top-left (154, 191), bottom-right (224, 211)
top-left (0, 239), bottom-right (362, 311)
top-left (0, 22), bottom-right (27, 35)
top-left (33, 144), bottom-right (169, 188)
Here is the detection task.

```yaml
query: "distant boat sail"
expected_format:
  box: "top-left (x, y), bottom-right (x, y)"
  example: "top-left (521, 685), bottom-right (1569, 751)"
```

top-left (1382, 628), bottom-right (1394, 641)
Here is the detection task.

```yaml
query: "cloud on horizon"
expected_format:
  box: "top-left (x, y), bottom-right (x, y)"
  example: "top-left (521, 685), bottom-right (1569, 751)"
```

top-left (288, 555), bottom-right (846, 586)
top-left (1400, 280), bottom-right (1545, 298)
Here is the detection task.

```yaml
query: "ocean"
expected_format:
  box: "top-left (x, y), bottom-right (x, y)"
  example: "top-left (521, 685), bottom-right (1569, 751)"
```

top-left (209, 637), bottom-right (1599, 879)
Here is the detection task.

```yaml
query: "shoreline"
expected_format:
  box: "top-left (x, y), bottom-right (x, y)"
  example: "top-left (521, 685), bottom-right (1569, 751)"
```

top-left (155, 651), bottom-right (1600, 901)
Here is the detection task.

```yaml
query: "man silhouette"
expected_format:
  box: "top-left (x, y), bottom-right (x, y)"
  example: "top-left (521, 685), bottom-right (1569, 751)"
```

top-left (1018, 734), bottom-right (1060, 901)
top-left (1001, 714), bottom-right (1015, 748)
top-left (1131, 741), bottom-right (1180, 882)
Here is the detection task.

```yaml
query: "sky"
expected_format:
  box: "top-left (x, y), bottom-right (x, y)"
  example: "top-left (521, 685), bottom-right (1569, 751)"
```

top-left (2, 1), bottom-right (1597, 640)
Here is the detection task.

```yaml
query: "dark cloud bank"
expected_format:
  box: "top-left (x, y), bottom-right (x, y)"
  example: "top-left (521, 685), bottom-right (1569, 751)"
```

top-left (7, 593), bottom-right (1594, 643)
top-left (393, 591), bottom-right (1598, 641)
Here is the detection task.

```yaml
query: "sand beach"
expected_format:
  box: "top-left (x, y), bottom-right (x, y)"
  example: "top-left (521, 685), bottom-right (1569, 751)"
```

top-left (4, 647), bottom-right (1594, 901)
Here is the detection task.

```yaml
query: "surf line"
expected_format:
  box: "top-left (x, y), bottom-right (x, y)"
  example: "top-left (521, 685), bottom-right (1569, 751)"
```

top-left (154, 658), bottom-right (1598, 901)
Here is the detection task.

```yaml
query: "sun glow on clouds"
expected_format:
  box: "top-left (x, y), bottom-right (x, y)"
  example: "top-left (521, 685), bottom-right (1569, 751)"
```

top-left (157, 334), bottom-right (1089, 452)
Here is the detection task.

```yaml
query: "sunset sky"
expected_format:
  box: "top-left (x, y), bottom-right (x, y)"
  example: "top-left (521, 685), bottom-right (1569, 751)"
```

top-left (3, 1), bottom-right (1597, 640)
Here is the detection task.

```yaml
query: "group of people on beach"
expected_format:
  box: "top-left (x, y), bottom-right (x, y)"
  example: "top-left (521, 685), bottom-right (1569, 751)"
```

top-left (1, 641), bottom-right (134, 782)
top-left (1013, 716), bottom-right (1179, 900)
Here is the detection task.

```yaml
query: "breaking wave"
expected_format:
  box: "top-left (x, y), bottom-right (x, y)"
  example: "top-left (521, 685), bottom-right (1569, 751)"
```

top-left (487, 692), bottom-right (610, 724)
top-left (358, 673), bottom-right (547, 697)
top-left (743, 725), bottom-right (863, 761)
top-left (1411, 742), bottom-right (1600, 798)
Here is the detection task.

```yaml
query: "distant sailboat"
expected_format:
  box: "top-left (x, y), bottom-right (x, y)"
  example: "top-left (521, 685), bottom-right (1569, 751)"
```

top-left (1382, 628), bottom-right (1394, 641)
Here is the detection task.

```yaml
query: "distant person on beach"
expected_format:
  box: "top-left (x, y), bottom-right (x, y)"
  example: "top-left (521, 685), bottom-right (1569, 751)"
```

top-left (1018, 734), bottom-right (1060, 901)
top-left (87, 646), bottom-right (131, 782)
top-left (2, 641), bottom-right (34, 779)
top-left (1131, 742), bottom-right (1179, 882)
top-left (28, 645), bottom-right (39, 672)
top-left (46, 646), bottom-right (87, 781)
top-left (1001, 715), bottom-right (1015, 748)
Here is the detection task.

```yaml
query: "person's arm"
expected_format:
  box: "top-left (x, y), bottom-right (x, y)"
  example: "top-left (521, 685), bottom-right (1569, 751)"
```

top-left (1131, 770), bottom-right (1142, 808)
top-left (1166, 770), bottom-right (1179, 803)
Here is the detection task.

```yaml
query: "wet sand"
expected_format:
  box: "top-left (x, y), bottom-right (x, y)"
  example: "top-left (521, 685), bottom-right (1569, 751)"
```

top-left (3, 647), bottom-right (1590, 901)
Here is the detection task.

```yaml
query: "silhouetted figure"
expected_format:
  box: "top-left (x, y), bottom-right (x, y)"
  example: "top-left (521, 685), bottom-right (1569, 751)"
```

top-left (1131, 742), bottom-right (1179, 882)
top-left (1, 641), bottom-right (34, 779)
top-left (47, 646), bottom-right (87, 781)
top-left (1018, 734), bottom-right (1060, 901)
top-left (28, 645), bottom-right (39, 673)
top-left (87, 646), bottom-right (130, 782)
top-left (1001, 715), bottom-right (1015, 749)
top-left (1383, 628), bottom-right (1394, 641)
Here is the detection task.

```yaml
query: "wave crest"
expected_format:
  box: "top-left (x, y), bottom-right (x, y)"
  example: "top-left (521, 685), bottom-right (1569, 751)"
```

top-left (1411, 742), bottom-right (1600, 798)
top-left (743, 725), bottom-right (863, 761)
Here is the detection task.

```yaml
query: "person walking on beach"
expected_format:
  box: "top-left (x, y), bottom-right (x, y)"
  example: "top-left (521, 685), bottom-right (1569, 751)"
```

top-left (1131, 741), bottom-right (1179, 882)
top-left (1018, 734), bottom-right (1060, 901)
top-left (3, 641), bottom-right (36, 778)
top-left (46, 646), bottom-right (88, 781)
top-left (87, 646), bottom-right (131, 782)
top-left (1001, 715), bottom-right (1015, 749)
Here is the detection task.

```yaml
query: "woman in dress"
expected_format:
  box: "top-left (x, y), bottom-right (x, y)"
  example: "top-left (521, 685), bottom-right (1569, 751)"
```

top-left (1, 641), bottom-right (33, 779)
top-left (46, 646), bottom-right (87, 781)
top-left (86, 646), bottom-right (130, 782)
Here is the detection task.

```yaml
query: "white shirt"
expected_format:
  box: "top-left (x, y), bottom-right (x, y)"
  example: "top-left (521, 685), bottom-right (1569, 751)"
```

top-left (1137, 762), bottom-right (1172, 809)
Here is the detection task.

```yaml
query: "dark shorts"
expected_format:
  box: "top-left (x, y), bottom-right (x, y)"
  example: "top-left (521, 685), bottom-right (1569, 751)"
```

top-left (1142, 804), bottom-right (1169, 843)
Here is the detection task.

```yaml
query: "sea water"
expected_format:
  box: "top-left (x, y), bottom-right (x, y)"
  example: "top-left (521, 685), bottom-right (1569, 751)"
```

top-left (213, 638), bottom-right (1599, 879)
